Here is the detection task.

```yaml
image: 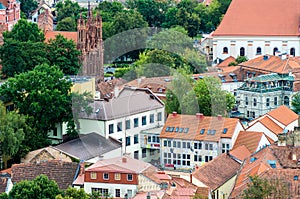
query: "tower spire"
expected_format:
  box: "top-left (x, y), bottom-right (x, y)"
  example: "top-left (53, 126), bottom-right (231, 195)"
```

top-left (88, 0), bottom-right (91, 19)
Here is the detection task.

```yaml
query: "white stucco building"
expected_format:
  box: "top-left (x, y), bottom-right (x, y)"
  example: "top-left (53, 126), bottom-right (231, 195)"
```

top-left (212, 0), bottom-right (300, 65)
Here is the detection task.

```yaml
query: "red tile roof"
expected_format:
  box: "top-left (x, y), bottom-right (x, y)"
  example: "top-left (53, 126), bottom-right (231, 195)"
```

top-left (259, 116), bottom-right (284, 135)
top-left (44, 31), bottom-right (77, 44)
top-left (233, 131), bottom-right (264, 153)
top-left (159, 114), bottom-right (242, 142)
top-left (213, 0), bottom-right (300, 36)
top-left (217, 56), bottom-right (236, 68)
top-left (193, 153), bottom-right (241, 190)
top-left (267, 105), bottom-right (298, 126)
top-left (229, 145), bottom-right (252, 162)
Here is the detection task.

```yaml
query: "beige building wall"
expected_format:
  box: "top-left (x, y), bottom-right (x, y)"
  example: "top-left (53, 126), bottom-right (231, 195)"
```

top-left (71, 77), bottom-right (96, 98)
top-left (214, 175), bottom-right (237, 199)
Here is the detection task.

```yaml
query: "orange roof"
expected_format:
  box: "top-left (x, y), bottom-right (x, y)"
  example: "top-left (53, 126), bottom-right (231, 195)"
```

top-left (193, 153), bottom-right (241, 190)
top-left (240, 55), bottom-right (300, 74)
top-left (217, 56), bottom-right (236, 68)
top-left (229, 145), bottom-right (251, 162)
top-left (258, 116), bottom-right (284, 135)
top-left (44, 31), bottom-right (78, 44)
top-left (267, 105), bottom-right (298, 126)
top-left (213, 0), bottom-right (300, 36)
top-left (232, 131), bottom-right (264, 153)
top-left (159, 114), bottom-right (242, 142)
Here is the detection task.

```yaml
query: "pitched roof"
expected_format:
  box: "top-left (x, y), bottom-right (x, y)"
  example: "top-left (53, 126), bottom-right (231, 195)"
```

top-left (229, 145), bottom-right (252, 162)
top-left (258, 116), bottom-right (284, 135)
top-left (21, 146), bottom-right (72, 164)
top-left (11, 160), bottom-right (78, 190)
top-left (270, 145), bottom-right (300, 169)
top-left (44, 31), bottom-right (77, 44)
top-left (230, 146), bottom-right (279, 198)
top-left (240, 55), bottom-right (300, 74)
top-left (86, 156), bottom-right (154, 174)
top-left (233, 131), bottom-right (264, 153)
top-left (164, 177), bottom-right (198, 199)
top-left (54, 133), bottom-right (122, 161)
top-left (159, 114), bottom-right (241, 142)
top-left (216, 56), bottom-right (236, 67)
top-left (267, 105), bottom-right (299, 126)
top-left (79, 87), bottom-right (164, 120)
top-left (193, 153), bottom-right (241, 190)
top-left (213, 0), bottom-right (300, 36)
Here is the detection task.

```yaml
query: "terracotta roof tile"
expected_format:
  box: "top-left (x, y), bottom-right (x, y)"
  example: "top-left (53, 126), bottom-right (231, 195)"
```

top-left (193, 153), bottom-right (241, 190)
top-left (233, 131), bottom-right (264, 153)
top-left (259, 116), bottom-right (284, 135)
top-left (217, 56), bottom-right (236, 67)
top-left (44, 31), bottom-right (77, 44)
top-left (267, 105), bottom-right (298, 126)
top-left (213, 0), bottom-right (300, 36)
top-left (229, 145), bottom-right (252, 162)
top-left (159, 114), bottom-right (242, 142)
top-left (11, 160), bottom-right (78, 190)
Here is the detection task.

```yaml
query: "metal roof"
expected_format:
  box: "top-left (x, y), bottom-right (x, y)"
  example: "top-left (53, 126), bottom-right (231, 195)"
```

top-left (247, 73), bottom-right (294, 82)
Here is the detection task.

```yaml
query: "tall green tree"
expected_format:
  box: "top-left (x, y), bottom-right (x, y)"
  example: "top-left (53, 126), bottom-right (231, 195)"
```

top-left (291, 92), bottom-right (300, 113)
top-left (125, 0), bottom-right (172, 27)
top-left (3, 19), bottom-right (44, 42)
top-left (0, 64), bottom-right (73, 151)
top-left (55, 0), bottom-right (83, 22)
top-left (46, 34), bottom-right (81, 75)
top-left (95, 1), bottom-right (125, 22)
top-left (8, 175), bottom-right (61, 199)
top-left (56, 17), bottom-right (77, 31)
top-left (0, 103), bottom-right (28, 168)
top-left (19, 0), bottom-right (38, 19)
top-left (55, 187), bottom-right (90, 199)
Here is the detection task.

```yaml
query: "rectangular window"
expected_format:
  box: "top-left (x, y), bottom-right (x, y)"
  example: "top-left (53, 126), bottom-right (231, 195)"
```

top-left (209, 144), bottom-right (213, 150)
top-left (205, 143), bottom-right (209, 150)
top-left (134, 134), bottom-right (139, 144)
top-left (150, 149), bottom-right (155, 156)
top-left (52, 128), bottom-right (58, 136)
top-left (117, 122), bottom-right (122, 132)
top-left (134, 151), bottom-right (139, 159)
top-left (90, 172), bottom-right (97, 179)
top-left (183, 142), bottom-right (186, 148)
top-left (187, 142), bottom-right (190, 149)
top-left (157, 112), bottom-right (162, 121)
top-left (177, 142), bottom-right (181, 148)
top-left (127, 174), bottom-right (133, 181)
top-left (126, 120), bottom-right (130, 130)
top-left (126, 136), bottom-right (131, 146)
top-left (142, 116), bottom-right (147, 125)
top-left (150, 114), bottom-right (154, 123)
top-left (142, 148), bottom-right (146, 158)
top-left (173, 141), bottom-right (176, 147)
top-left (266, 98), bottom-right (270, 107)
top-left (274, 97), bottom-right (278, 106)
top-left (103, 173), bottom-right (109, 180)
top-left (115, 173), bottom-right (121, 180)
top-left (167, 140), bottom-right (171, 147)
top-left (134, 118), bottom-right (139, 127)
top-left (115, 189), bottom-right (120, 197)
top-left (164, 140), bottom-right (167, 147)
top-left (109, 124), bottom-right (114, 134)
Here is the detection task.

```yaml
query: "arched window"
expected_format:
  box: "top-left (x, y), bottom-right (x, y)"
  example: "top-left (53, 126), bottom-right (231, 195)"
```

top-left (240, 47), bottom-right (245, 56)
top-left (256, 47), bottom-right (262, 55)
top-left (223, 47), bottom-right (228, 54)
top-left (290, 48), bottom-right (295, 57)
top-left (284, 96), bottom-right (289, 106)
top-left (273, 47), bottom-right (278, 55)
top-left (253, 98), bottom-right (257, 106)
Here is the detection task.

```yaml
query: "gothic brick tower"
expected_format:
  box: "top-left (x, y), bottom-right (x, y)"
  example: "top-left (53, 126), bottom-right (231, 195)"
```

top-left (77, 9), bottom-right (104, 82)
top-left (0, 0), bottom-right (20, 43)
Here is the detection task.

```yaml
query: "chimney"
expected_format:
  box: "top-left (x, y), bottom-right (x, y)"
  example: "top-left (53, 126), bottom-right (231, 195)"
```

top-left (172, 112), bottom-right (177, 117)
top-left (122, 157), bottom-right (127, 163)
top-left (196, 113), bottom-right (204, 120)
top-left (79, 162), bottom-right (85, 175)
top-left (190, 173), bottom-right (193, 184)
top-left (217, 115), bottom-right (222, 120)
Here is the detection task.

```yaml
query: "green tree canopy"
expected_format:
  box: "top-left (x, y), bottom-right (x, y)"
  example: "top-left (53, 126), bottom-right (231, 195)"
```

top-left (55, 187), bottom-right (90, 199)
top-left (8, 175), bottom-right (61, 199)
top-left (19, 0), bottom-right (38, 18)
top-left (0, 103), bottom-right (28, 168)
top-left (46, 34), bottom-right (81, 75)
top-left (55, 0), bottom-right (83, 22)
top-left (3, 19), bottom-right (44, 42)
top-left (56, 17), bottom-right (77, 31)
top-left (95, 1), bottom-right (125, 22)
top-left (0, 64), bottom-right (73, 151)
top-left (292, 92), bottom-right (300, 114)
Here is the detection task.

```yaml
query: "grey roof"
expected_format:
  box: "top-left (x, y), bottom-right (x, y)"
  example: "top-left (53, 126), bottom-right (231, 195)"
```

top-left (53, 133), bottom-right (122, 161)
top-left (80, 87), bottom-right (164, 121)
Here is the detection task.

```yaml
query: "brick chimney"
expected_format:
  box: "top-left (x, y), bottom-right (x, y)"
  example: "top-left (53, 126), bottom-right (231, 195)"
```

top-left (79, 162), bottom-right (85, 175)
top-left (172, 111), bottom-right (177, 117)
top-left (217, 115), bottom-right (222, 120)
top-left (122, 157), bottom-right (127, 163)
top-left (190, 172), bottom-right (193, 183)
top-left (196, 113), bottom-right (204, 120)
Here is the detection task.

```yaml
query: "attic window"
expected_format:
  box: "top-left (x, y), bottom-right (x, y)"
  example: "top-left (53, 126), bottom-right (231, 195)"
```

top-left (207, 130), bottom-right (211, 135)
top-left (267, 160), bottom-right (276, 168)
top-left (175, 127), bottom-right (179, 132)
top-left (179, 128), bottom-right (184, 133)
top-left (211, 130), bottom-right (216, 135)
top-left (184, 128), bottom-right (189, 133)
top-left (294, 175), bottom-right (299, 181)
top-left (200, 129), bottom-right (205, 134)
top-left (250, 157), bottom-right (257, 163)
top-left (169, 127), bottom-right (174, 132)
top-left (223, 128), bottom-right (228, 134)
top-left (166, 127), bottom-right (170, 132)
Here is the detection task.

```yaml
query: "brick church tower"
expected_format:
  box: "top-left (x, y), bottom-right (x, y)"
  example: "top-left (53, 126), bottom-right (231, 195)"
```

top-left (0, 0), bottom-right (20, 43)
top-left (77, 8), bottom-right (104, 82)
